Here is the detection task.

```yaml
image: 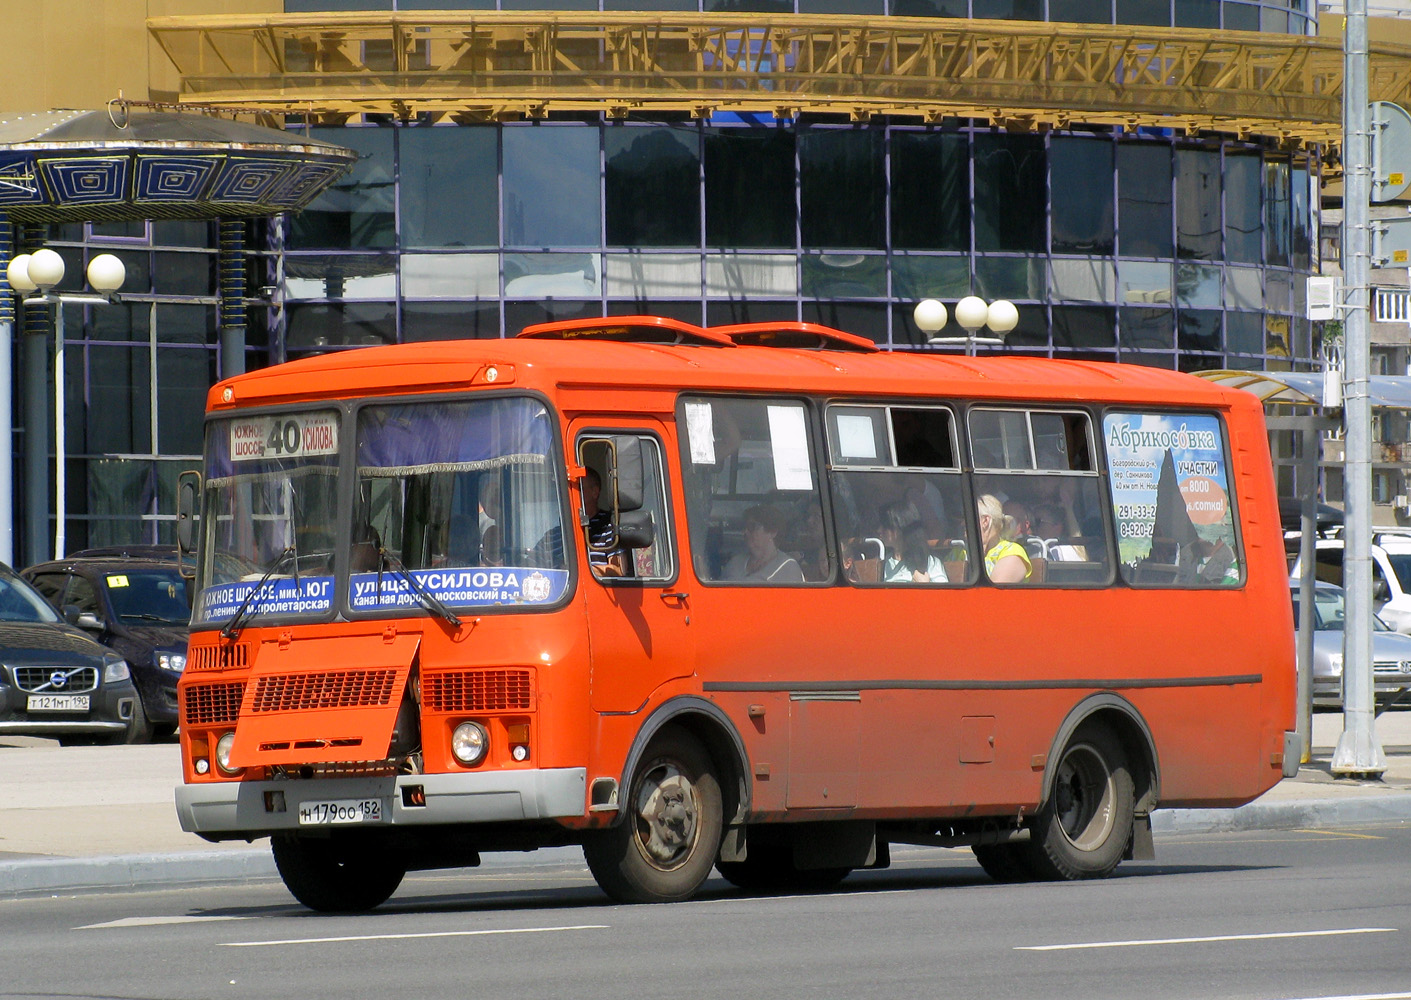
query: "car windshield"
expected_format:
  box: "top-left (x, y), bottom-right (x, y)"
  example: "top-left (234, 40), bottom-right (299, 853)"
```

top-left (193, 409), bottom-right (341, 627)
top-left (1386, 552), bottom-right (1411, 595)
top-left (0, 573), bottom-right (62, 623)
top-left (104, 568), bottom-right (191, 625)
top-left (351, 396), bottom-right (568, 613)
top-left (1292, 589), bottom-right (1391, 632)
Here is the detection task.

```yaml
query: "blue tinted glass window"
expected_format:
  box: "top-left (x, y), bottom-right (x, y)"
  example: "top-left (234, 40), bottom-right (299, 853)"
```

top-left (1052, 136), bottom-right (1114, 255)
top-left (401, 126), bottom-right (498, 249)
top-left (503, 126), bottom-right (601, 248)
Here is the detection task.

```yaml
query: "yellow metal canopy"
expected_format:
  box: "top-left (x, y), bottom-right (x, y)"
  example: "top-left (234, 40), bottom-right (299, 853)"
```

top-left (1197, 369), bottom-right (1411, 409)
top-left (148, 12), bottom-right (1411, 145)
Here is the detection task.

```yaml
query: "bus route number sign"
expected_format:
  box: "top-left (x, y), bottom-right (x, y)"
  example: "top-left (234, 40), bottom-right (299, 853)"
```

top-left (230, 413), bottom-right (339, 463)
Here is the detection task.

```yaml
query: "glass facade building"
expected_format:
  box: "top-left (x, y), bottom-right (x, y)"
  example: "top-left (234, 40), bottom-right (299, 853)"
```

top-left (24, 2), bottom-right (1321, 557)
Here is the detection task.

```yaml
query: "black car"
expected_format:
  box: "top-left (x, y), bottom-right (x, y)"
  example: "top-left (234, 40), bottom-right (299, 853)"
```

top-left (0, 562), bottom-right (141, 743)
top-left (23, 547), bottom-right (192, 742)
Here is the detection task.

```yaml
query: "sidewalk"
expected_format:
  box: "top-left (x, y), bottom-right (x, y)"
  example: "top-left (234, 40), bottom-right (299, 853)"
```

top-left (2, 713), bottom-right (1410, 899)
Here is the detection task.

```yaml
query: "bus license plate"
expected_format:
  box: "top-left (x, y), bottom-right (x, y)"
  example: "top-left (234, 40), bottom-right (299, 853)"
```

top-left (27, 695), bottom-right (90, 712)
top-left (298, 799), bottom-right (382, 826)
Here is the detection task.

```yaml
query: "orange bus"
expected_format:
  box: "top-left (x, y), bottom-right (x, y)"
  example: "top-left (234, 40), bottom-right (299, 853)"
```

top-left (174, 315), bottom-right (1297, 911)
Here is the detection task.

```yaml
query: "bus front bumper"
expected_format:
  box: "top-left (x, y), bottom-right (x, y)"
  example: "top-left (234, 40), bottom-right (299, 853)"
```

top-left (175, 768), bottom-right (588, 836)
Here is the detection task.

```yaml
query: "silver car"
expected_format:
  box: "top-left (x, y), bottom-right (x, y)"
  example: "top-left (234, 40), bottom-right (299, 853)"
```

top-left (1293, 582), bottom-right (1411, 708)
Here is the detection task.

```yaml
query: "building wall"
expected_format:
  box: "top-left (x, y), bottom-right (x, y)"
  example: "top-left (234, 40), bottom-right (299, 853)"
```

top-left (0, 0), bottom-right (280, 113)
top-left (0, 0), bottom-right (1332, 556)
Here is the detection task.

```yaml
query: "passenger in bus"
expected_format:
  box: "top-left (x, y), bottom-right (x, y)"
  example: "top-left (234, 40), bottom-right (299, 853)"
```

top-left (479, 525), bottom-right (504, 567)
top-left (1034, 504), bottom-right (1087, 561)
top-left (878, 501), bottom-right (948, 584)
top-left (582, 467), bottom-right (624, 577)
top-left (978, 494), bottom-right (1032, 583)
top-left (1004, 499), bottom-right (1046, 558)
top-left (724, 504), bottom-right (804, 583)
top-left (1178, 534), bottom-right (1237, 585)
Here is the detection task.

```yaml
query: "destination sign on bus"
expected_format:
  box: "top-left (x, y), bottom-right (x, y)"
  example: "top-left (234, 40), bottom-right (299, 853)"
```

top-left (194, 575), bottom-right (335, 624)
top-left (350, 567), bottom-right (569, 611)
top-left (230, 413), bottom-right (339, 462)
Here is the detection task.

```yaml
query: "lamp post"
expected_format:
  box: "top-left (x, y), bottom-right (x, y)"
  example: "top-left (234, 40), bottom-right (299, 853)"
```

top-left (914, 296), bottom-right (1019, 355)
top-left (6, 249), bottom-right (126, 562)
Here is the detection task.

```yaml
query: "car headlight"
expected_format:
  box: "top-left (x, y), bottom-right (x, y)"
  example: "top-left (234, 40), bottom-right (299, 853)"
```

top-left (215, 732), bottom-right (242, 776)
top-left (451, 722), bottom-right (489, 765)
top-left (103, 658), bottom-right (130, 683)
top-left (158, 652), bottom-right (186, 673)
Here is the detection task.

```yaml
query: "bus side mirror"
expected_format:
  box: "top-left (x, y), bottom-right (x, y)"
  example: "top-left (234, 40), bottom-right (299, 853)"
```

top-left (611, 436), bottom-right (647, 514)
top-left (617, 510), bottom-right (654, 550)
top-left (176, 470), bottom-right (202, 579)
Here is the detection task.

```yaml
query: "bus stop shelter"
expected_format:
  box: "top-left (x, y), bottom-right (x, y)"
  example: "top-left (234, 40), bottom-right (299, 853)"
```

top-left (1198, 369), bottom-right (1411, 761)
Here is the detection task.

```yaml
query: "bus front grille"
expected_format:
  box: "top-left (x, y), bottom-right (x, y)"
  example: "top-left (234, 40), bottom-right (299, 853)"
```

top-left (182, 682), bottom-right (246, 725)
top-left (188, 643), bottom-right (251, 672)
top-left (251, 669), bottom-right (398, 713)
top-left (425, 669), bottom-right (533, 713)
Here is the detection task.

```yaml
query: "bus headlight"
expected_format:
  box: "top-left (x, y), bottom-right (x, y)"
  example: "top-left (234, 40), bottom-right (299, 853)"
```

top-left (215, 732), bottom-right (243, 775)
top-left (451, 722), bottom-right (489, 765)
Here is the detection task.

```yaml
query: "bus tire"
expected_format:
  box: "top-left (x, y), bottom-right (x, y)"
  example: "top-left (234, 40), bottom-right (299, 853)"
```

top-left (971, 843), bottom-right (1036, 883)
top-left (271, 833), bottom-right (406, 913)
top-left (1024, 725), bottom-right (1134, 881)
top-left (583, 727), bottom-right (723, 904)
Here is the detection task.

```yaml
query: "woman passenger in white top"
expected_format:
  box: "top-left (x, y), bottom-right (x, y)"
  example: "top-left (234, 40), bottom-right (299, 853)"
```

top-left (724, 504), bottom-right (805, 583)
top-left (878, 500), bottom-right (948, 583)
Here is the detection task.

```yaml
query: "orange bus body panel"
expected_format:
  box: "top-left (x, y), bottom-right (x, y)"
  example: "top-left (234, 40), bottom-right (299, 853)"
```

top-left (180, 333), bottom-right (1294, 843)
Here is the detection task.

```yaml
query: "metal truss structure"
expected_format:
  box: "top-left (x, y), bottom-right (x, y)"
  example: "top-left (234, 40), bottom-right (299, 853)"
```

top-left (149, 12), bottom-right (1411, 147)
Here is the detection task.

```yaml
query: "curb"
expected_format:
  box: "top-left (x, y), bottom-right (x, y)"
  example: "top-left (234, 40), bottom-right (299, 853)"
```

top-left (0, 849), bottom-right (275, 900)
top-left (1153, 793), bottom-right (1411, 834)
top-left (5, 799), bottom-right (1411, 900)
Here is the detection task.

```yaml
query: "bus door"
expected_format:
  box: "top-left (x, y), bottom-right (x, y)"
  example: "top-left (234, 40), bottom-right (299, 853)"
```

top-left (574, 425), bottom-right (694, 713)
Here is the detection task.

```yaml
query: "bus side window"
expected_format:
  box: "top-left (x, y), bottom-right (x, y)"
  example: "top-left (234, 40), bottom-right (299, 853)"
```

top-left (1103, 410), bottom-right (1243, 588)
top-left (970, 408), bottom-right (1110, 586)
top-left (679, 396), bottom-right (824, 586)
top-left (577, 434), bottom-right (675, 583)
top-left (827, 403), bottom-right (968, 587)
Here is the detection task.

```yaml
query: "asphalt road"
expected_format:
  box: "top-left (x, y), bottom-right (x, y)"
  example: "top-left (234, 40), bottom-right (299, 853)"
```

top-left (3, 825), bottom-right (1410, 1000)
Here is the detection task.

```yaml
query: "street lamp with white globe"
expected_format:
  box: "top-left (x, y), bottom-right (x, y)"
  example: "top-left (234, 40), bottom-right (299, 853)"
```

top-left (8, 247), bottom-right (127, 561)
top-left (913, 296), bottom-right (1018, 356)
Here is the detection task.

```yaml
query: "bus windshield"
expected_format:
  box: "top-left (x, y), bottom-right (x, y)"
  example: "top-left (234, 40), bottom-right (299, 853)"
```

top-left (193, 410), bottom-right (342, 627)
top-left (351, 396), bottom-right (569, 612)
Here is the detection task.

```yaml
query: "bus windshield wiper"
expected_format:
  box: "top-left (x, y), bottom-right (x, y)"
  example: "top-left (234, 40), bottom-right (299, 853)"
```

top-left (376, 548), bottom-right (462, 628)
top-left (221, 545), bottom-right (296, 640)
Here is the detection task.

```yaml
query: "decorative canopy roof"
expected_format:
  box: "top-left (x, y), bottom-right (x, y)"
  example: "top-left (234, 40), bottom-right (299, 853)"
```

top-left (148, 12), bottom-right (1411, 147)
top-left (0, 108), bottom-right (356, 223)
top-left (1197, 369), bottom-right (1411, 409)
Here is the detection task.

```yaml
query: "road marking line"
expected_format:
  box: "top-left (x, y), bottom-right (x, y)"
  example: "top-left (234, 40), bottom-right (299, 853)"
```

top-left (222, 924), bottom-right (608, 948)
top-left (1267, 993), bottom-right (1411, 1000)
top-left (1289, 828), bottom-right (1385, 840)
top-left (78, 915), bottom-right (250, 930)
top-left (1016, 927), bottom-right (1397, 951)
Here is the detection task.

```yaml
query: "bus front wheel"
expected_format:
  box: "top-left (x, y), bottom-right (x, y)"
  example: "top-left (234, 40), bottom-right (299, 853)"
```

top-left (271, 833), bottom-right (406, 912)
top-left (1024, 725), bottom-right (1134, 881)
top-left (584, 727), bottom-right (723, 903)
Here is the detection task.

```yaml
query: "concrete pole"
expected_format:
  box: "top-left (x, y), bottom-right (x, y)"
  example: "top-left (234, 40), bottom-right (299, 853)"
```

top-left (1333, 0), bottom-right (1388, 777)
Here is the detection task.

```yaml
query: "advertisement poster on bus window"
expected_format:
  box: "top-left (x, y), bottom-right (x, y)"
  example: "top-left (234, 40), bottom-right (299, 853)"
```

top-left (1103, 412), bottom-right (1240, 586)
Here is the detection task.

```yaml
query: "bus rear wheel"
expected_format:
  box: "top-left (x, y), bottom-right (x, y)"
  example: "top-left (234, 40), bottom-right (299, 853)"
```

top-left (1024, 726), bottom-right (1134, 881)
top-left (584, 727), bottom-right (723, 904)
top-left (271, 833), bottom-right (406, 912)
